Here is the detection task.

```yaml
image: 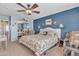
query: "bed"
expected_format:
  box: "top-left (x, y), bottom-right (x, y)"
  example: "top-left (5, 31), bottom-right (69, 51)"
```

top-left (19, 27), bottom-right (61, 56)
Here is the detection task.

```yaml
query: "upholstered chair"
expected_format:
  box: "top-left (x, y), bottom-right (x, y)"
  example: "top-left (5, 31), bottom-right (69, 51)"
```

top-left (64, 31), bottom-right (79, 56)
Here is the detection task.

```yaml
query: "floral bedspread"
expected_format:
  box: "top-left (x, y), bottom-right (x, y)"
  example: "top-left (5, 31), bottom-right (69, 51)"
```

top-left (19, 34), bottom-right (58, 55)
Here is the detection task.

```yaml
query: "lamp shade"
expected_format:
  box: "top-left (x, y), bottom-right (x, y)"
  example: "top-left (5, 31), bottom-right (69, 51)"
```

top-left (38, 26), bottom-right (40, 29)
top-left (59, 24), bottom-right (64, 28)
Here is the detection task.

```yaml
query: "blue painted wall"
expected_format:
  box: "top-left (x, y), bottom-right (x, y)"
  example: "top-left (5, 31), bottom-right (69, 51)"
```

top-left (33, 7), bottom-right (79, 38)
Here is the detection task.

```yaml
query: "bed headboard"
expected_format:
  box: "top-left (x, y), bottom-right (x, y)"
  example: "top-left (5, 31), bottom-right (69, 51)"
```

top-left (40, 27), bottom-right (61, 38)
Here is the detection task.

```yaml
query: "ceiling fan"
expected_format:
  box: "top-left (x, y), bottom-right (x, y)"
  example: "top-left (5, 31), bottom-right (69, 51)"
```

top-left (17, 3), bottom-right (40, 15)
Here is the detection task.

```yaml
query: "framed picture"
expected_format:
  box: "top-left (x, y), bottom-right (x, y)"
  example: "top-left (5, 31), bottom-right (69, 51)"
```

top-left (46, 18), bottom-right (52, 25)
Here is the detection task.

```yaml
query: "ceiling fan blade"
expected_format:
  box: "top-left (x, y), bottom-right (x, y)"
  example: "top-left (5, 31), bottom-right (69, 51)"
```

top-left (32, 11), bottom-right (40, 14)
top-left (17, 10), bottom-right (25, 12)
top-left (17, 3), bottom-right (27, 9)
top-left (31, 3), bottom-right (38, 9)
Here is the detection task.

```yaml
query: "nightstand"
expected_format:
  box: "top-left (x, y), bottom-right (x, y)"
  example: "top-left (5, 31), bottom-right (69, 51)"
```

top-left (58, 39), bottom-right (64, 47)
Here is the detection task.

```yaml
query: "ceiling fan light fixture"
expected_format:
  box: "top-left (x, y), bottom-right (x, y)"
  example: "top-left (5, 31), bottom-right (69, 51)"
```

top-left (26, 10), bottom-right (32, 15)
top-left (17, 3), bottom-right (40, 15)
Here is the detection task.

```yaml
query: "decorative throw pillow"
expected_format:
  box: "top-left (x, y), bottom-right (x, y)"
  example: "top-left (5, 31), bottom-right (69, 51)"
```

top-left (43, 31), bottom-right (48, 35)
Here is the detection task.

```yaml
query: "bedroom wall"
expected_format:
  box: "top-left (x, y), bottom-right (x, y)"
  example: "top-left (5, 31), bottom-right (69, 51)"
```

top-left (0, 15), bottom-right (33, 41)
top-left (33, 7), bottom-right (79, 38)
top-left (10, 15), bottom-right (34, 41)
top-left (0, 16), bottom-right (9, 20)
top-left (0, 15), bottom-right (21, 41)
top-left (10, 16), bottom-right (18, 41)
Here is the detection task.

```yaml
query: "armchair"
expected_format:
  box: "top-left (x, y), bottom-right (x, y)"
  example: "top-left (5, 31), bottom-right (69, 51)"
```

top-left (64, 32), bottom-right (79, 56)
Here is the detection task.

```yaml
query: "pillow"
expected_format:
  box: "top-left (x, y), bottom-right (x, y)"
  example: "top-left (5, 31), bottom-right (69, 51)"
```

top-left (42, 31), bottom-right (48, 35)
top-left (40, 31), bottom-right (48, 35)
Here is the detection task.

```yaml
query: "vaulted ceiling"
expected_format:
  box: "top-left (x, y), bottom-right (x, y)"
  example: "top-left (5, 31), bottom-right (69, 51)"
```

top-left (0, 3), bottom-right (79, 20)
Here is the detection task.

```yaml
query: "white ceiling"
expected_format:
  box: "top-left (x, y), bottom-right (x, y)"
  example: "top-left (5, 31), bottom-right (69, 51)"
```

top-left (0, 3), bottom-right (79, 20)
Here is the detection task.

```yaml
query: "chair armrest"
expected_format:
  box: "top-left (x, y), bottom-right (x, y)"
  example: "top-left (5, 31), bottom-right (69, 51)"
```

top-left (64, 38), bottom-right (69, 42)
top-left (63, 38), bottom-right (69, 47)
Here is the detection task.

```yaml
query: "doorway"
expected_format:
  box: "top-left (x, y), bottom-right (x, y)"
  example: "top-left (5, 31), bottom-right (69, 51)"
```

top-left (0, 19), bottom-right (9, 41)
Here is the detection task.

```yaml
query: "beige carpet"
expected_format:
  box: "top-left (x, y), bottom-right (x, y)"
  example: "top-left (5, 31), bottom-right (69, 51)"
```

top-left (0, 41), bottom-right (64, 56)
